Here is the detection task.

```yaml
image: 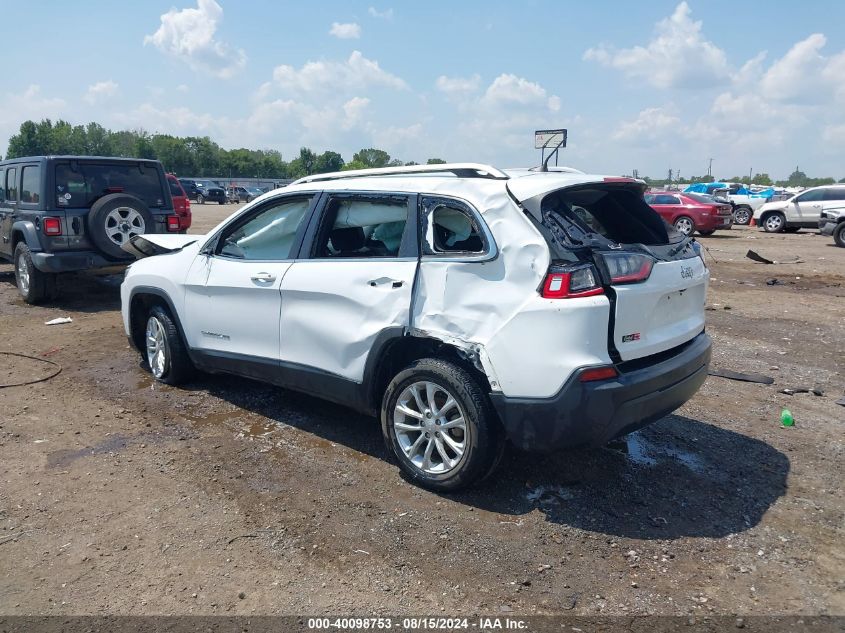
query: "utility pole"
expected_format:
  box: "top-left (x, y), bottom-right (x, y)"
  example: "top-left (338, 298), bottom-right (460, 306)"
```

top-left (749, 167), bottom-right (753, 183)
top-left (708, 158), bottom-right (713, 178)
top-left (667, 168), bottom-right (673, 183)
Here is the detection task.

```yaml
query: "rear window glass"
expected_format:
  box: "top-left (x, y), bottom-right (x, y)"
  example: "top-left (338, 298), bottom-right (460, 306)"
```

top-left (167, 178), bottom-right (184, 197)
top-left (686, 193), bottom-right (716, 204)
top-left (55, 162), bottom-right (166, 208)
top-left (823, 188), bottom-right (845, 202)
top-left (542, 187), bottom-right (670, 246)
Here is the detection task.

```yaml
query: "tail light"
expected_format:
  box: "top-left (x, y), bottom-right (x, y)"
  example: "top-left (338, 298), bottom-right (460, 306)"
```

top-left (541, 263), bottom-right (604, 299)
top-left (601, 252), bottom-right (653, 284)
top-left (167, 216), bottom-right (181, 232)
top-left (579, 366), bottom-right (618, 382)
top-left (43, 217), bottom-right (62, 236)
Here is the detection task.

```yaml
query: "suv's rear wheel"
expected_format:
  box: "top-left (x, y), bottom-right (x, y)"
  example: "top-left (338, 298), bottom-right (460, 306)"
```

top-left (197, 193), bottom-right (205, 205)
top-left (144, 305), bottom-right (193, 385)
top-left (87, 193), bottom-right (154, 259)
top-left (381, 358), bottom-right (503, 491)
top-left (733, 206), bottom-right (752, 225)
top-left (14, 243), bottom-right (55, 304)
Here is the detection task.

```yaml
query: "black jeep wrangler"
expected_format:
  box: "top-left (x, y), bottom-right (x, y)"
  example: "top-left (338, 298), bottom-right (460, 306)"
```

top-left (0, 156), bottom-right (177, 304)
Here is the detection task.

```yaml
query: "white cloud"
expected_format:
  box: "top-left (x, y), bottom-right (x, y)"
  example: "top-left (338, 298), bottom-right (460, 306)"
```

top-left (822, 123), bottom-right (845, 145)
top-left (329, 22), bottom-right (361, 39)
top-left (264, 51), bottom-right (407, 95)
top-left (84, 80), bottom-right (119, 105)
top-left (481, 74), bottom-right (558, 109)
top-left (0, 86), bottom-right (67, 156)
top-left (342, 97), bottom-right (370, 128)
top-left (435, 74), bottom-right (481, 95)
top-left (759, 34), bottom-right (831, 103)
top-left (368, 7), bottom-right (393, 19)
top-left (143, 0), bottom-right (246, 79)
top-left (612, 106), bottom-right (680, 142)
top-left (584, 2), bottom-right (728, 89)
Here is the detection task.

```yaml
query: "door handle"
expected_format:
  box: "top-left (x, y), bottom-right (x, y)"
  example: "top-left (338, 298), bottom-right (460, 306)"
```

top-left (368, 277), bottom-right (404, 288)
top-left (251, 272), bottom-right (276, 283)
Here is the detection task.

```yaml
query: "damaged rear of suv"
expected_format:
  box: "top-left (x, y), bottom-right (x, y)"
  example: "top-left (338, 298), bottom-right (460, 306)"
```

top-left (120, 163), bottom-right (711, 491)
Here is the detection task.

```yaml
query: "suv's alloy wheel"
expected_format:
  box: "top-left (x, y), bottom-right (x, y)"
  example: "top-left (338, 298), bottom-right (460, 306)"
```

top-left (13, 243), bottom-right (55, 304)
top-left (733, 207), bottom-right (752, 225)
top-left (673, 216), bottom-right (694, 236)
top-left (382, 358), bottom-right (503, 491)
top-left (763, 212), bottom-right (786, 233)
top-left (143, 305), bottom-right (193, 385)
top-left (105, 206), bottom-right (146, 247)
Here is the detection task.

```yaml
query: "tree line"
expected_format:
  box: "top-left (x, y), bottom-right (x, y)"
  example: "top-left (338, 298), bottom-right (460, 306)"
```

top-left (3, 119), bottom-right (447, 179)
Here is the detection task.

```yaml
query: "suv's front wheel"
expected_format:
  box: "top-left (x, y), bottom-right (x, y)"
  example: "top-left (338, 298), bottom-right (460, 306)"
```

top-left (381, 358), bottom-right (503, 491)
top-left (14, 243), bottom-right (55, 304)
top-left (143, 305), bottom-right (193, 385)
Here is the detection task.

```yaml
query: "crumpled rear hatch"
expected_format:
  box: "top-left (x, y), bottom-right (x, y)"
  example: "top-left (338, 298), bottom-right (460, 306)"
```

top-left (511, 179), bottom-right (708, 362)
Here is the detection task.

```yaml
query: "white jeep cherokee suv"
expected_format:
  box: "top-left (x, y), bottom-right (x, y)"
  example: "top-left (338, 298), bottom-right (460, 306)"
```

top-left (753, 184), bottom-right (845, 232)
top-left (120, 163), bottom-right (712, 491)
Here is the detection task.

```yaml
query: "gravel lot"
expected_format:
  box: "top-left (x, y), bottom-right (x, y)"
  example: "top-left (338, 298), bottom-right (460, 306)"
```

top-left (1, 204), bottom-right (843, 616)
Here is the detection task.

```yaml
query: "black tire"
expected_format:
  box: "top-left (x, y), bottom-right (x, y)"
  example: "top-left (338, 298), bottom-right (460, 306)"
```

top-left (784, 227), bottom-right (801, 233)
top-left (761, 212), bottom-right (786, 233)
top-left (218, 200), bottom-right (225, 205)
top-left (13, 243), bottom-right (56, 305)
top-left (833, 222), bottom-right (845, 248)
top-left (197, 194), bottom-right (205, 204)
top-left (698, 229), bottom-right (716, 236)
top-left (143, 304), bottom-right (193, 385)
top-left (381, 358), bottom-right (503, 492)
top-left (673, 215), bottom-right (695, 236)
top-left (87, 193), bottom-right (154, 259)
top-left (246, 196), bottom-right (253, 203)
top-left (733, 206), bottom-right (752, 225)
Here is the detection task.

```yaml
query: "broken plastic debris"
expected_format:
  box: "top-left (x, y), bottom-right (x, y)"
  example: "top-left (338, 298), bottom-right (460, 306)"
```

top-left (45, 317), bottom-right (72, 326)
top-left (746, 250), bottom-right (804, 265)
top-left (708, 368), bottom-right (774, 385)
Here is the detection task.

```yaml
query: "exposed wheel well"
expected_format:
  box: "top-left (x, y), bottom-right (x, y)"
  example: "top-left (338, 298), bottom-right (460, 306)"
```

top-left (129, 293), bottom-right (171, 351)
top-left (11, 230), bottom-right (26, 252)
top-left (369, 335), bottom-right (493, 413)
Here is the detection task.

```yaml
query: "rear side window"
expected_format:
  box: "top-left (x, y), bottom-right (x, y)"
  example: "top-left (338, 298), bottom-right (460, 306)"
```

top-left (21, 165), bottom-right (41, 203)
top-left (0, 169), bottom-right (5, 203)
top-left (6, 167), bottom-right (18, 202)
top-left (54, 162), bottom-right (166, 208)
top-left (823, 188), bottom-right (845, 202)
top-left (315, 196), bottom-right (409, 259)
top-left (422, 197), bottom-right (486, 254)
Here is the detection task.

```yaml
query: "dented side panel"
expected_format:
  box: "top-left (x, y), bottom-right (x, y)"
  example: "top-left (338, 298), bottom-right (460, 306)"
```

top-left (412, 189), bottom-right (613, 398)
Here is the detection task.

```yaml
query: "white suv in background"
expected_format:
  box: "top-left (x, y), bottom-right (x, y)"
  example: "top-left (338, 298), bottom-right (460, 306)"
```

top-left (754, 185), bottom-right (845, 232)
top-left (120, 163), bottom-right (712, 491)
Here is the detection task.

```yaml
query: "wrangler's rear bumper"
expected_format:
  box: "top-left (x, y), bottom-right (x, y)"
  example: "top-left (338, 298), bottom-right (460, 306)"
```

top-left (490, 332), bottom-right (712, 451)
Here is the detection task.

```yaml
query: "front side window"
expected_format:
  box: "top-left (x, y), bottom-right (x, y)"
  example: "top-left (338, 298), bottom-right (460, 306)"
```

top-left (218, 196), bottom-right (312, 260)
top-left (5, 168), bottom-right (17, 202)
top-left (794, 189), bottom-right (824, 202)
top-left (315, 196), bottom-right (409, 258)
top-left (21, 166), bottom-right (40, 203)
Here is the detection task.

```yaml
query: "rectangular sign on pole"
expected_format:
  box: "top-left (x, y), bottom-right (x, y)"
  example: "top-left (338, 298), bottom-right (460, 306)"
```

top-left (535, 129), bottom-right (567, 149)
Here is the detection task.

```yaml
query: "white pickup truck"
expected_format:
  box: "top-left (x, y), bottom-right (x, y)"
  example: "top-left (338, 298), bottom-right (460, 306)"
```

top-left (693, 183), bottom-right (767, 225)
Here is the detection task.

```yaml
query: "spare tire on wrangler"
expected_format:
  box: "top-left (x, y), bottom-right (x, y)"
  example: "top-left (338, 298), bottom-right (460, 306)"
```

top-left (87, 193), bottom-right (154, 259)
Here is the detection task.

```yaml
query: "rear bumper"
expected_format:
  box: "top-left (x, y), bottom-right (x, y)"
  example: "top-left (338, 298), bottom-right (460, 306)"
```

top-left (31, 250), bottom-right (128, 273)
top-left (698, 215), bottom-right (733, 231)
top-left (490, 332), bottom-right (712, 452)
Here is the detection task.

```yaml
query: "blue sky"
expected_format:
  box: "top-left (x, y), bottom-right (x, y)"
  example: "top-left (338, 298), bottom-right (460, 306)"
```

top-left (2, 0), bottom-right (844, 179)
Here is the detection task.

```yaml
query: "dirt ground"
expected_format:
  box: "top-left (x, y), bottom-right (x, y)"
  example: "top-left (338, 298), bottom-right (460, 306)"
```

top-left (0, 205), bottom-right (843, 617)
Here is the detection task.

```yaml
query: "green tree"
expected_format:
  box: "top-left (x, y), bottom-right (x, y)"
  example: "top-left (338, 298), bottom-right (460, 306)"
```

top-left (314, 150), bottom-right (344, 173)
top-left (341, 159), bottom-right (370, 171)
top-left (352, 148), bottom-right (392, 168)
top-left (6, 120), bottom-right (40, 158)
top-left (426, 158), bottom-right (447, 164)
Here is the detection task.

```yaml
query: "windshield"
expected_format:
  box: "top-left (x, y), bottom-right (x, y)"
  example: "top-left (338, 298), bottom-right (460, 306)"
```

top-left (196, 180), bottom-right (218, 188)
top-left (54, 162), bottom-right (166, 208)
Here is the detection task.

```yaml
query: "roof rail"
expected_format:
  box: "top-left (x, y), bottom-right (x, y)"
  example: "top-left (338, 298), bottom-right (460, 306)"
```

top-left (291, 163), bottom-right (509, 185)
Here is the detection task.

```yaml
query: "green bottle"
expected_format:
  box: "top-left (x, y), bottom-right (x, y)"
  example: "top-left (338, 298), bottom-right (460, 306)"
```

top-left (781, 409), bottom-right (794, 427)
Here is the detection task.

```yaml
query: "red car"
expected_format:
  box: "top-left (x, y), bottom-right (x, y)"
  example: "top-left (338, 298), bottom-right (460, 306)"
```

top-left (645, 191), bottom-right (732, 236)
top-left (166, 173), bottom-right (192, 232)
